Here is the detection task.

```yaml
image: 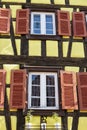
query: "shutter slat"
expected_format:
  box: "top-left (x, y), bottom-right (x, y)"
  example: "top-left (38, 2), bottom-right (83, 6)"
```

top-left (10, 69), bottom-right (26, 109)
top-left (16, 9), bottom-right (29, 34)
top-left (73, 12), bottom-right (86, 37)
top-left (0, 70), bottom-right (6, 108)
top-left (77, 72), bottom-right (87, 110)
top-left (58, 10), bottom-right (71, 36)
top-left (60, 71), bottom-right (78, 110)
top-left (0, 8), bottom-right (11, 33)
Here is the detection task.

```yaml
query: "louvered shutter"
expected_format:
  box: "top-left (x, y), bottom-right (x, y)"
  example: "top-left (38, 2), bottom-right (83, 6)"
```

top-left (77, 72), bottom-right (87, 110)
top-left (0, 8), bottom-right (11, 33)
top-left (10, 69), bottom-right (26, 109)
top-left (60, 71), bottom-right (78, 110)
top-left (16, 9), bottom-right (29, 34)
top-left (72, 12), bottom-right (86, 37)
top-left (57, 10), bottom-right (71, 36)
top-left (0, 70), bottom-right (6, 108)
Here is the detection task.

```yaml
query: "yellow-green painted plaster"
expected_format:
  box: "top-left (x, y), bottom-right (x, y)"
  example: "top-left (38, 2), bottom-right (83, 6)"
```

top-left (70, 0), bottom-right (87, 6)
top-left (71, 42), bottom-right (85, 58)
top-left (63, 42), bottom-right (69, 57)
top-left (46, 40), bottom-right (58, 57)
top-left (2, 0), bottom-right (25, 2)
top-left (29, 40), bottom-right (41, 56)
top-left (31, 0), bottom-right (50, 4)
top-left (15, 39), bottom-right (21, 55)
top-left (54, 0), bottom-right (65, 4)
top-left (78, 117), bottom-right (87, 130)
top-left (11, 116), bottom-right (17, 130)
top-left (65, 66), bottom-right (79, 72)
top-left (0, 117), bottom-right (6, 130)
top-left (0, 39), bottom-right (14, 55)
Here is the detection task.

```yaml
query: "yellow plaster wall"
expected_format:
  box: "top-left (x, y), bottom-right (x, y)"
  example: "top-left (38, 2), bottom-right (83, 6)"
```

top-left (0, 39), bottom-right (14, 55)
top-left (70, 0), bottom-right (87, 6)
top-left (0, 0), bottom-right (87, 130)
top-left (29, 40), bottom-right (41, 56)
top-left (63, 42), bottom-right (69, 57)
top-left (71, 42), bottom-right (85, 58)
top-left (46, 41), bottom-right (58, 57)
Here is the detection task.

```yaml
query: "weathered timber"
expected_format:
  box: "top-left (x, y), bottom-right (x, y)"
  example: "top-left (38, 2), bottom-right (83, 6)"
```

top-left (4, 89), bottom-right (11, 130)
top-left (0, 55), bottom-right (87, 67)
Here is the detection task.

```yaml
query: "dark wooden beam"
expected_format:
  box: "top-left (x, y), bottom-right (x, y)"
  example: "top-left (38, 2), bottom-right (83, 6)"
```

top-left (5, 4), bottom-right (17, 55)
top-left (41, 40), bottom-right (46, 57)
top-left (61, 111), bottom-right (68, 130)
top-left (21, 35), bottom-right (28, 55)
top-left (0, 2), bottom-right (87, 10)
top-left (26, 0), bottom-right (31, 3)
top-left (71, 111), bottom-right (79, 130)
top-left (17, 110), bottom-right (25, 130)
top-left (65, 0), bottom-right (69, 5)
top-left (4, 89), bottom-right (11, 130)
top-left (0, 55), bottom-right (87, 67)
top-left (50, 0), bottom-right (54, 4)
top-left (58, 39), bottom-right (63, 58)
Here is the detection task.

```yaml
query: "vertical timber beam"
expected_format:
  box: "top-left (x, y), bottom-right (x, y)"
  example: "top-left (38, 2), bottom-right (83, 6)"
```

top-left (5, 4), bottom-right (17, 55)
top-left (4, 89), bottom-right (11, 130)
top-left (71, 111), bottom-right (79, 130)
top-left (65, 0), bottom-right (69, 5)
top-left (61, 111), bottom-right (68, 130)
top-left (17, 110), bottom-right (25, 130)
top-left (21, 35), bottom-right (29, 55)
top-left (41, 40), bottom-right (46, 57)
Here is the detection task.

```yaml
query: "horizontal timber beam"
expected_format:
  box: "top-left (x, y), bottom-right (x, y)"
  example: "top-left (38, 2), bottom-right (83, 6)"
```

top-left (0, 55), bottom-right (87, 67)
top-left (0, 2), bottom-right (87, 9)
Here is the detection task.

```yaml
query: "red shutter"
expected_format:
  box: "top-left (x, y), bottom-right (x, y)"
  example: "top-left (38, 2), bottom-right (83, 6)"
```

top-left (72, 12), bottom-right (86, 37)
top-left (0, 70), bottom-right (6, 108)
top-left (77, 72), bottom-right (87, 110)
top-left (0, 8), bottom-right (11, 33)
top-left (60, 71), bottom-right (78, 110)
top-left (16, 9), bottom-right (29, 34)
top-left (57, 10), bottom-right (71, 36)
top-left (10, 69), bottom-right (26, 109)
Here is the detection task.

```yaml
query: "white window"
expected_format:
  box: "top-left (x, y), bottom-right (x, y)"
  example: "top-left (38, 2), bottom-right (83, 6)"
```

top-left (28, 72), bottom-right (59, 109)
top-left (31, 12), bottom-right (56, 35)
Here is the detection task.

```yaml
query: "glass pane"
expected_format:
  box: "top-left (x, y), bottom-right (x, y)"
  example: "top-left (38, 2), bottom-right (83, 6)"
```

top-left (46, 75), bottom-right (55, 85)
top-left (46, 23), bottom-right (53, 29)
top-left (46, 30), bottom-right (53, 34)
top-left (32, 86), bottom-right (40, 96)
top-left (33, 15), bottom-right (41, 34)
top-left (47, 87), bottom-right (55, 96)
top-left (32, 75), bottom-right (40, 85)
top-left (46, 15), bottom-right (52, 22)
top-left (34, 29), bottom-right (41, 34)
top-left (34, 15), bottom-right (40, 21)
top-left (46, 15), bottom-right (53, 34)
top-left (47, 98), bottom-right (55, 106)
top-left (31, 98), bottom-right (40, 107)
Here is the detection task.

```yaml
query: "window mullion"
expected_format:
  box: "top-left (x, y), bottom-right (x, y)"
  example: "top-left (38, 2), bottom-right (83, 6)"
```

top-left (41, 73), bottom-right (46, 108)
top-left (41, 14), bottom-right (45, 34)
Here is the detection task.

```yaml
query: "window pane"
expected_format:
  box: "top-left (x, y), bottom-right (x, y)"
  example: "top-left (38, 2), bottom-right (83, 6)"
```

top-left (47, 98), bottom-right (55, 106)
top-left (32, 75), bottom-right (40, 85)
top-left (47, 87), bottom-right (55, 96)
top-left (32, 86), bottom-right (40, 96)
top-left (31, 98), bottom-right (40, 107)
top-left (46, 15), bottom-right (52, 22)
top-left (46, 15), bottom-right (53, 34)
top-left (33, 15), bottom-right (41, 34)
top-left (46, 75), bottom-right (55, 85)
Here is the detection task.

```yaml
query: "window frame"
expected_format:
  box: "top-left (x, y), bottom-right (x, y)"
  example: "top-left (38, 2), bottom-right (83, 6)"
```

top-left (28, 72), bottom-right (59, 110)
top-left (31, 12), bottom-right (56, 35)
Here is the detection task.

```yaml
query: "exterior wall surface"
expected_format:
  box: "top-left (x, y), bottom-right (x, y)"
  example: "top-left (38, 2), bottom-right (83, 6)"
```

top-left (0, 0), bottom-right (87, 130)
